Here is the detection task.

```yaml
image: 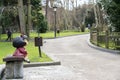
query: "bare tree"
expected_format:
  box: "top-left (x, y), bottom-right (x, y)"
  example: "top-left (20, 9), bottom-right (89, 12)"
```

top-left (45, 0), bottom-right (49, 19)
top-left (18, 0), bottom-right (26, 34)
top-left (93, 0), bottom-right (105, 31)
top-left (46, 0), bottom-right (88, 31)
top-left (26, 0), bottom-right (31, 37)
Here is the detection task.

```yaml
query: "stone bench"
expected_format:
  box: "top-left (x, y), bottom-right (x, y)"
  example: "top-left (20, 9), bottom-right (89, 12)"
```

top-left (3, 56), bottom-right (25, 79)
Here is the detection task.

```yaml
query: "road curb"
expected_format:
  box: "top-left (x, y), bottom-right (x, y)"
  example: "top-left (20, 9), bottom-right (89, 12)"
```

top-left (24, 61), bottom-right (61, 68)
top-left (24, 49), bottom-right (61, 68)
top-left (0, 60), bottom-right (61, 68)
top-left (87, 38), bottom-right (120, 54)
top-left (23, 52), bottom-right (61, 68)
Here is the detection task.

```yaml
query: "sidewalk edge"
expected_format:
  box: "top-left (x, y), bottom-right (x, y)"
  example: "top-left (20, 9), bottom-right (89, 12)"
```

top-left (24, 61), bottom-right (61, 68)
top-left (87, 38), bottom-right (120, 54)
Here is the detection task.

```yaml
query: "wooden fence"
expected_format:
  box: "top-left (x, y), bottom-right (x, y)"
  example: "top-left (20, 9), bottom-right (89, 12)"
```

top-left (90, 29), bottom-right (120, 50)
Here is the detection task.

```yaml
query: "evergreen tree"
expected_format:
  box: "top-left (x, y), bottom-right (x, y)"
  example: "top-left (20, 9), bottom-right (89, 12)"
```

top-left (31, 0), bottom-right (48, 33)
top-left (99, 0), bottom-right (120, 32)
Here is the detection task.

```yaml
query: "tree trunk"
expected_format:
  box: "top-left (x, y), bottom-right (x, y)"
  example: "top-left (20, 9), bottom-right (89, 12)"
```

top-left (26, 0), bottom-right (31, 38)
top-left (18, 0), bottom-right (26, 34)
top-left (45, 0), bottom-right (49, 20)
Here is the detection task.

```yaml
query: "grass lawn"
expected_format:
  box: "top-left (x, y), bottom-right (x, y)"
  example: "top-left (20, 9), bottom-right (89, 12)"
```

top-left (0, 42), bottom-right (52, 64)
top-left (1, 30), bottom-right (89, 40)
top-left (30, 30), bottom-right (89, 39)
top-left (0, 30), bottom-right (89, 64)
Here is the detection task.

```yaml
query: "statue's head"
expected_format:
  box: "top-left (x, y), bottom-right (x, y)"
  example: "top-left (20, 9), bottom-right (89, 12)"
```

top-left (12, 35), bottom-right (28, 48)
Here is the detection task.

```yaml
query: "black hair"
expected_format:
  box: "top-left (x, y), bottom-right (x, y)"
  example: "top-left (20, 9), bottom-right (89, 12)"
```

top-left (12, 37), bottom-right (26, 48)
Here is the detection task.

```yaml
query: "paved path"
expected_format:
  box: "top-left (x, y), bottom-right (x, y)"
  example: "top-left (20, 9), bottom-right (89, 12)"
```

top-left (40, 34), bottom-right (120, 80)
top-left (2, 34), bottom-right (120, 80)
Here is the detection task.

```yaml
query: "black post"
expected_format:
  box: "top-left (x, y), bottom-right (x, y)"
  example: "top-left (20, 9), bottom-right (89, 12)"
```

top-left (0, 27), bottom-right (1, 40)
top-left (38, 46), bottom-right (42, 57)
top-left (38, 34), bottom-right (42, 57)
top-left (54, 11), bottom-right (57, 38)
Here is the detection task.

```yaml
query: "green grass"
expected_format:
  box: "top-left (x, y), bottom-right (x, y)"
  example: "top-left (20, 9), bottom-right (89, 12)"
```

top-left (0, 30), bottom-right (89, 64)
top-left (91, 40), bottom-right (118, 50)
top-left (0, 42), bottom-right (52, 64)
top-left (1, 30), bottom-right (89, 40)
top-left (30, 30), bottom-right (89, 39)
top-left (26, 42), bottom-right (52, 62)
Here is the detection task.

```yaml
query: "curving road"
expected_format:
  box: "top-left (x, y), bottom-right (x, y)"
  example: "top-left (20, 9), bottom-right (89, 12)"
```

top-left (22, 34), bottom-right (120, 80)
top-left (41, 34), bottom-right (120, 80)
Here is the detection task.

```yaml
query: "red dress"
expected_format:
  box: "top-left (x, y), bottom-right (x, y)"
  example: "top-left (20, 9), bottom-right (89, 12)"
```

top-left (13, 47), bottom-right (27, 58)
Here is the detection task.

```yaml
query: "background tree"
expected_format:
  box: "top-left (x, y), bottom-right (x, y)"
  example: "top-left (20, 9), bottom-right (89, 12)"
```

top-left (0, 0), bottom-right (25, 34)
top-left (0, 0), bottom-right (18, 34)
top-left (31, 0), bottom-right (48, 33)
top-left (1, 7), bottom-right (17, 33)
top-left (37, 13), bottom-right (47, 33)
top-left (85, 8), bottom-right (95, 28)
top-left (0, 0), bottom-right (47, 36)
top-left (98, 0), bottom-right (120, 32)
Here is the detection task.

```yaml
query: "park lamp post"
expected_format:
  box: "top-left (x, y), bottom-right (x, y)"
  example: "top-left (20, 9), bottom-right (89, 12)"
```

top-left (53, 3), bottom-right (57, 38)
